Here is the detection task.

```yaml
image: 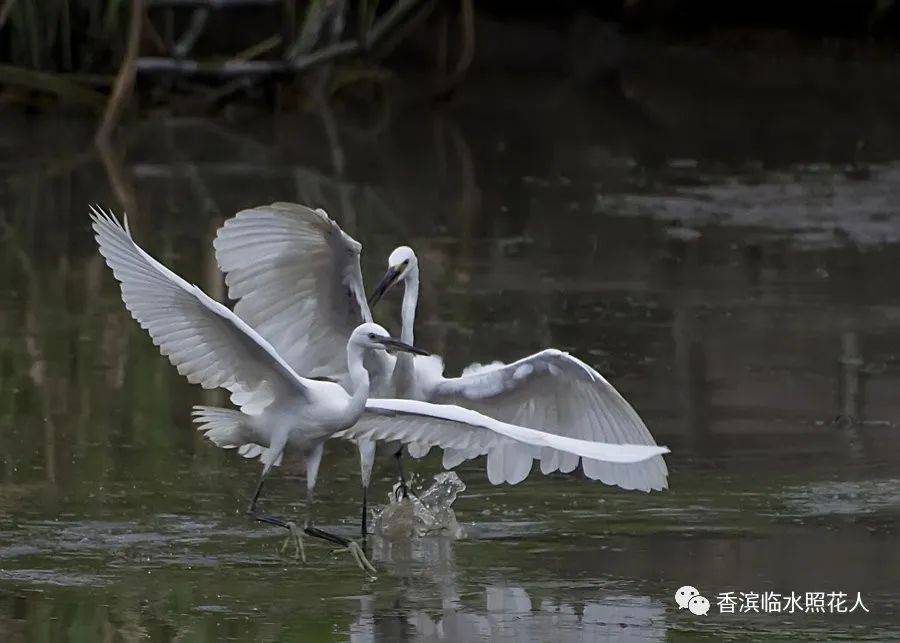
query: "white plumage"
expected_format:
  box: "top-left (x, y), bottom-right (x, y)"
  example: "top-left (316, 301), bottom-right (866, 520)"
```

top-left (213, 203), bottom-right (380, 383)
top-left (92, 206), bottom-right (668, 541)
top-left (214, 202), bottom-right (669, 492)
top-left (424, 350), bottom-right (668, 490)
top-left (343, 399), bottom-right (668, 484)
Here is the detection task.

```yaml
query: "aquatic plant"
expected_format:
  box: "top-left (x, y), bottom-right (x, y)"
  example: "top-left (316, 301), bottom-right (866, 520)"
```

top-left (0, 0), bottom-right (475, 138)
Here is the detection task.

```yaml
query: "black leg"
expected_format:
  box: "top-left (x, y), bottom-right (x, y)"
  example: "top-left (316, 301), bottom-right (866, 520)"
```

top-left (247, 473), bottom-right (267, 515)
top-left (243, 474), bottom-right (306, 561)
top-left (243, 468), bottom-right (375, 574)
top-left (305, 525), bottom-right (377, 575)
top-left (394, 447), bottom-right (408, 499)
top-left (246, 473), bottom-right (292, 531)
top-left (253, 520), bottom-right (351, 548)
top-left (304, 525), bottom-right (351, 547)
top-left (245, 481), bottom-right (353, 550)
top-left (250, 515), bottom-right (357, 552)
top-left (360, 485), bottom-right (368, 544)
top-left (253, 513), bottom-right (291, 529)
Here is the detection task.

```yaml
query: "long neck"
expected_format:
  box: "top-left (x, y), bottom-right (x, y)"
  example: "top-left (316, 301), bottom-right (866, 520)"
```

top-left (400, 267), bottom-right (419, 344)
top-left (345, 343), bottom-right (371, 420)
top-left (394, 268), bottom-right (419, 395)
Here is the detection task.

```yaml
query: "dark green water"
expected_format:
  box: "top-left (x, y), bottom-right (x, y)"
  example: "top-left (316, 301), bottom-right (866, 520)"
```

top-left (1, 57), bottom-right (900, 641)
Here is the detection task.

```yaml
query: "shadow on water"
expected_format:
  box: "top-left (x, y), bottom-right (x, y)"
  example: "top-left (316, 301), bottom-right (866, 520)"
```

top-left (1, 47), bottom-right (900, 640)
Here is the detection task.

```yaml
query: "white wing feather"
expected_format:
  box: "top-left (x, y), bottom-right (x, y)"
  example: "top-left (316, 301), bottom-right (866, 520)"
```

top-left (337, 399), bottom-right (670, 485)
top-left (422, 349), bottom-right (668, 491)
top-left (90, 205), bottom-right (310, 416)
top-left (214, 202), bottom-right (377, 384)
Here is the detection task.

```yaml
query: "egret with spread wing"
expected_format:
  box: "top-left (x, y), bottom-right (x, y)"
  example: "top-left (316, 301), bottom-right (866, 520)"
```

top-left (214, 204), bottom-right (669, 512)
top-left (93, 205), bottom-right (668, 572)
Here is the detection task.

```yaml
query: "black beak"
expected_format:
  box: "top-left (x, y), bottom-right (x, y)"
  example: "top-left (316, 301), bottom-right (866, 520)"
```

top-left (368, 266), bottom-right (402, 308)
top-left (377, 337), bottom-right (430, 356)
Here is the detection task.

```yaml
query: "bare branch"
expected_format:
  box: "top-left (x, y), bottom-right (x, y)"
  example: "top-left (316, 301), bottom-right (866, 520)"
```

top-left (137, 0), bottom-right (424, 78)
top-left (96, 0), bottom-right (144, 143)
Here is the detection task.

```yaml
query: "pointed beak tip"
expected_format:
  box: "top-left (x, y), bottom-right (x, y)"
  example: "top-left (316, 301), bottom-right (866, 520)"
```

top-left (379, 337), bottom-right (429, 357)
top-left (367, 266), bottom-right (402, 308)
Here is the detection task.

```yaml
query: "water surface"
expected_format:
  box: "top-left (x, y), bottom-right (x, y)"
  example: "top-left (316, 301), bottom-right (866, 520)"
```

top-left (1, 54), bottom-right (900, 641)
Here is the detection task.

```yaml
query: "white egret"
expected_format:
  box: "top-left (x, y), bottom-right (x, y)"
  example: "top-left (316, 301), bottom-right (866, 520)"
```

top-left (213, 203), bottom-right (669, 518)
top-left (91, 206), bottom-right (668, 571)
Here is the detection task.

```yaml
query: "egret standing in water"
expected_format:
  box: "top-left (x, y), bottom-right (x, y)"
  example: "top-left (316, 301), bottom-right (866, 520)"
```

top-left (91, 206), bottom-right (668, 571)
top-left (214, 203), bottom-right (669, 535)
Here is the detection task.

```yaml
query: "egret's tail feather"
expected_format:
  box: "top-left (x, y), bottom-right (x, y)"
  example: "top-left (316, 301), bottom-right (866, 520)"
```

top-left (192, 405), bottom-right (248, 448)
top-left (192, 406), bottom-right (283, 469)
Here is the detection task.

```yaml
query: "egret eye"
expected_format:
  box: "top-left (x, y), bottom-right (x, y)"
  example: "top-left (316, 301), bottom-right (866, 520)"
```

top-left (367, 333), bottom-right (377, 339)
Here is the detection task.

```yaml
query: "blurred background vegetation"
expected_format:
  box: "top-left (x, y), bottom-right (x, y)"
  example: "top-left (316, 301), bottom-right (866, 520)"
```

top-left (6, 0), bottom-right (900, 139)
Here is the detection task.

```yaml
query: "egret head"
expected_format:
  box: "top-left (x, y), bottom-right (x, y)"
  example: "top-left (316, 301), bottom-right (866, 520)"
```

top-left (350, 322), bottom-right (430, 356)
top-left (367, 246), bottom-right (417, 308)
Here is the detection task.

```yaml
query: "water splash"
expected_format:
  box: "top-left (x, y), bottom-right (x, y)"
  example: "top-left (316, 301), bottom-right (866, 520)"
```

top-left (372, 472), bottom-right (467, 540)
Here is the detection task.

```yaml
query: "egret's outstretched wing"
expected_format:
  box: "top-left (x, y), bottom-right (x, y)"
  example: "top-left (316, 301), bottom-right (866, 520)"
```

top-left (336, 399), bottom-right (670, 485)
top-left (420, 349), bottom-right (668, 491)
top-left (91, 206), bottom-right (310, 415)
top-left (214, 202), bottom-right (375, 383)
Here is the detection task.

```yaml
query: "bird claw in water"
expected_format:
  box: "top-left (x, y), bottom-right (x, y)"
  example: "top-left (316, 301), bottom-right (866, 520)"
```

top-left (280, 521), bottom-right (306, 563)
top-left (334, 541), bottom-right (377, 577)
